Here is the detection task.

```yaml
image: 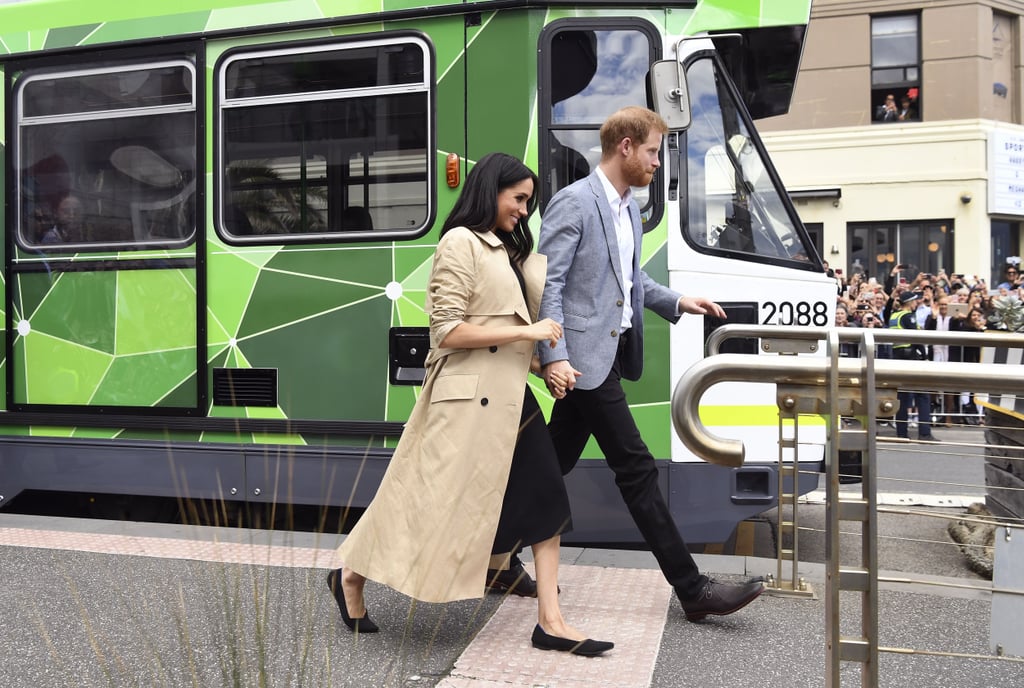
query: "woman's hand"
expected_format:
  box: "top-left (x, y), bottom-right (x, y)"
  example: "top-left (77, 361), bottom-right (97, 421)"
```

top-left (523, 318), bottom-right (563, 348)
top-left (543, 360), bottom-right (582, 399)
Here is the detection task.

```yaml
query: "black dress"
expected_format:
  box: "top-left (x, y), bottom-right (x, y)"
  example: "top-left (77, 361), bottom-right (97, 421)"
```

top-left (491, 260), bottom-right (573, 553)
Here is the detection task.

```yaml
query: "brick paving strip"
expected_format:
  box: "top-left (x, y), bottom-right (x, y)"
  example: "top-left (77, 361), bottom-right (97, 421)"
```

top-left (0, 522), bottom-right (673, 687)
top-left (0, 525), bottom-right (342, 568)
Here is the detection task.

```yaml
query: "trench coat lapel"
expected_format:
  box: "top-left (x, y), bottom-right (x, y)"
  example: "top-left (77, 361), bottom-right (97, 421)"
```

top-left (520, 253), bottom-right (547, 322)
top-left (476, 229), bottom-right (542, 325)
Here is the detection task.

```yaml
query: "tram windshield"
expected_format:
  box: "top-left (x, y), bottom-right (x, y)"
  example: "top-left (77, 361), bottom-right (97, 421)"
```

top-left (683, 56), bottom-right (818, 268)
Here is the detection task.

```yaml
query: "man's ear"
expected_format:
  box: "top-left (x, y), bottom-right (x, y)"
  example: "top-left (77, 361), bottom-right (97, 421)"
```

top-left (618, 137), bottom-right (633, 157)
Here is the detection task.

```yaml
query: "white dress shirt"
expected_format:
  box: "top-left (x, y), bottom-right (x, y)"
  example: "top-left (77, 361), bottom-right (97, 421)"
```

top-left (596, 167), bottom-right (635, 331)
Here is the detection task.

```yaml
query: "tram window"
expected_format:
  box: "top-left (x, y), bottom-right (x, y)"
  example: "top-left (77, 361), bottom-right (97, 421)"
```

top-left (539, 21), bottom-right (661, 227)
top-left (217, 37), bottom-right (432, 242)
top-left (16, 61), bottom-right (197, 251)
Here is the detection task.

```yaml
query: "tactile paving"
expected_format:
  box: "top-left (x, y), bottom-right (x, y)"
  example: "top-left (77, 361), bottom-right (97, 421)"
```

top-left (441, 563), bottom-right (672, 688)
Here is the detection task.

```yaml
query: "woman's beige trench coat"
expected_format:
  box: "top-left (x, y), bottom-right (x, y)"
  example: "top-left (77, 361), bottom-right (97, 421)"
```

top-left (336, 226), bottom-right (548, 603)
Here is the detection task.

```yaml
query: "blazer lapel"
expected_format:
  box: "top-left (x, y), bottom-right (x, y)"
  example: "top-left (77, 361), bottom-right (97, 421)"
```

top-left (587, 173), bottom-right (625, 294)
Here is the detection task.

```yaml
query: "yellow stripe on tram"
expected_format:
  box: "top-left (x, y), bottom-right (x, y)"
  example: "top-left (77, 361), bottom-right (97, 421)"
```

top-left (698, 405), bottom-right (827, 427)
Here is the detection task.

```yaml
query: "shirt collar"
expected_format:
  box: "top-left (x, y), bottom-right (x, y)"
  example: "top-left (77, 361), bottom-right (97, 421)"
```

top-left (596, 166), bottom-right (632, 209)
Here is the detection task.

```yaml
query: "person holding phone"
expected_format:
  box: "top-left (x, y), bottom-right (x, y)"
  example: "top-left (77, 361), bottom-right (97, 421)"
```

top-left (875, 94), bottom-right (899, 122)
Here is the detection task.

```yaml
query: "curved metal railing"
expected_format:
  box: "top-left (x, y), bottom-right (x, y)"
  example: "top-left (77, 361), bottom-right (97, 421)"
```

top-left (670, 324), bottom-right (1024, 688)
top-left (675, 326), bottom-right (1024, 468)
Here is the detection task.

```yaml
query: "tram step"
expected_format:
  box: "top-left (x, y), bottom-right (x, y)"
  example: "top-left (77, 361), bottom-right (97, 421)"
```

top-left (701, 519), bottom-right (761, 556)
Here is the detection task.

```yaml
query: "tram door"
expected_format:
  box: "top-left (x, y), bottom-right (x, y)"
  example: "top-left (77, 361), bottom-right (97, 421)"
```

top-left (8, 54), bottom-right (201, 415)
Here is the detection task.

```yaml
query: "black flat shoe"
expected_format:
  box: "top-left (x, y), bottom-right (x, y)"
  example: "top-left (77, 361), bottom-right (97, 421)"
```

top-left (327, 569), bottom-right (379, 633)
top-left (486, 561), bottom-right (537, 597)
top-left (530, 624), bottom-right (613, 657)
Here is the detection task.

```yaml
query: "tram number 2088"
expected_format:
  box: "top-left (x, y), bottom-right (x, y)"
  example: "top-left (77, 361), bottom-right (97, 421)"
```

top-left (760, 301), bottom-right (830, 327)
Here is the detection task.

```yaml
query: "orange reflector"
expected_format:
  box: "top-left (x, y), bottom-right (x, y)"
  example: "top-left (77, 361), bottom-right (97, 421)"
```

top-left (446, 153), bottom-right (460, 188)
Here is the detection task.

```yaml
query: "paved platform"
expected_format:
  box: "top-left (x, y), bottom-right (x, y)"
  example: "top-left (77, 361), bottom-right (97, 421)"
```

top-left (1, 511), bottom-right (1021, 687)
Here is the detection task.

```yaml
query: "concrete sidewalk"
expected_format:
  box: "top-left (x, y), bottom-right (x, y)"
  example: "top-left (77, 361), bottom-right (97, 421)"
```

top-left (1, 512), bottom-right (1020, 687)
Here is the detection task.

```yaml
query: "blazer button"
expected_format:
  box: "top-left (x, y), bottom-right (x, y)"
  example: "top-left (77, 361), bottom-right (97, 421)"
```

top-left (611, 330), bottom-right (618, 337)
top-left (616, 299), bottom-right (623, 307)
top-left (481, 398), bottom-right (489, 406)
top-left (489, 346), bottom-right (498, 353)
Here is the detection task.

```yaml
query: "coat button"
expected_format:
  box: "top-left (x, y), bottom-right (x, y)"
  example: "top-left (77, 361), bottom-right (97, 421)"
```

top-left (616, 299), bottom-right (623, 306)
top-left (489, 346), bottom-right (498, 353)
top-left (481, 398), bottom-right (489, 406)
top-left (611, 330), bottom-right (618, 337)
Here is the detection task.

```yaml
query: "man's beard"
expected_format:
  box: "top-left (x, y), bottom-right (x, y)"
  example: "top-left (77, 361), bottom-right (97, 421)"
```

top-left (624, 154), bottom-right (654, 187)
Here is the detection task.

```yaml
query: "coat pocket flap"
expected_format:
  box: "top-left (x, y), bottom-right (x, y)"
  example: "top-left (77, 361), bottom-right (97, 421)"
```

top-left (431, 374), bottom-right (479, 402)
top-left (563, 313), bottom-right (588, 332)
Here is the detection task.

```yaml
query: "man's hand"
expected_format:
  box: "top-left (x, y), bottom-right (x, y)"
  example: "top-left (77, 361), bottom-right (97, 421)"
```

top-left (678, 296), bottom-right (726, 319)
top-left (542, 360), bottom-right (582, 399)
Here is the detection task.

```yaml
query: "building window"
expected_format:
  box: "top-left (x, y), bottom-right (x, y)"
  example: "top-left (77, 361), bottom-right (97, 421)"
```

top-left (992, 13), bottom-right (1014, 123)
top-left (871, 14), bottom-right (920, 123)
top-left (847, 220), bottom-right (953, 283)
top-left (991, 221), bottom-right (1020, 287)
top-left (217, 36), bottom-right (432, 243)
top-left (804, 222), bottom-right (824, 262)
top-left (16, 58), bottom-right (197, 251)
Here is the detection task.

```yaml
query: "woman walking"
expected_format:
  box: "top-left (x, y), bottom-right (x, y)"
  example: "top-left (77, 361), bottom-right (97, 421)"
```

top-left (328, 152), bottom-right (612, 656)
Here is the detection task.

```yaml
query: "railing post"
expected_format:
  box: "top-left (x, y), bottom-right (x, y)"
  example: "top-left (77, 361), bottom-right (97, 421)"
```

top-left (825, 329), bottom-right (842, 687)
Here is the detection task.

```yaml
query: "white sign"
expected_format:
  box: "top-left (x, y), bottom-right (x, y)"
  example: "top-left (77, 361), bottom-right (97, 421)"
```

top-left (992, 525), bottom-right (1024, 658)
top-left (990, 129), bottom-right (1024, 215)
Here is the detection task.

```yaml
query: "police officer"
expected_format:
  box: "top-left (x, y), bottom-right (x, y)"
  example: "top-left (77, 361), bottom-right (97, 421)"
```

top-left (888, 291), bottom-right (938, 441)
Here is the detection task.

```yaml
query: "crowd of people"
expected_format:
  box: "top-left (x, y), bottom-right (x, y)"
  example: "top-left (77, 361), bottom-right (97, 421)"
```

top-left (831, 264), bottom-right (1023, 431)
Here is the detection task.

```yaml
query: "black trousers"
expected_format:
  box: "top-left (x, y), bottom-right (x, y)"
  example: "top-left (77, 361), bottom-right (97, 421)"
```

top-left (547, 336), bottom-right (703, 596)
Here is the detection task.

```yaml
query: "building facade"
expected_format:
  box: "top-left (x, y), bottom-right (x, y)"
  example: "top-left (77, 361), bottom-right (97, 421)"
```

top-left (759, 0), bottom-right (1024, 288)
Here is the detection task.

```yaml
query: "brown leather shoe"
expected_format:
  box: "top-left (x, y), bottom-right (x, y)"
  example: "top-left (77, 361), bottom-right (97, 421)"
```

top-left (677, 578), bottom-right (764, 622)
top-left (486, 561), bottom-right (537, 597)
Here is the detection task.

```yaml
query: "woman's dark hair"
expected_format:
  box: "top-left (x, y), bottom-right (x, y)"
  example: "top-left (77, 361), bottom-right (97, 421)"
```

top-left (441, 152), bottom-right (538, 264)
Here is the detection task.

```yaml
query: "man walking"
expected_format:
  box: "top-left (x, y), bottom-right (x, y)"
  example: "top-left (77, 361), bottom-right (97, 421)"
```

top-left (538, 106), bottom-right (763, 621)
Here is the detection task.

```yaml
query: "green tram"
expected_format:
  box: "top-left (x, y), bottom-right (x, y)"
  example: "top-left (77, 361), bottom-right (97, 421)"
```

top-left (0, 0), bottom-right (832, 543)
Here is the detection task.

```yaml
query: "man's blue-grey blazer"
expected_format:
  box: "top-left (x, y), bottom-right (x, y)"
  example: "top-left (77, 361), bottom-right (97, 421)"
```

top-left (538, 171), bottom-right (682, 390)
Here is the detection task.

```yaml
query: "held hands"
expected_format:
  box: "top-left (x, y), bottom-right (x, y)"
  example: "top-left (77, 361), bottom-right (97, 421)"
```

top-left (542, 360), bottom-right (582, 400)
top-left (524, 318), bottom-right (563, 348)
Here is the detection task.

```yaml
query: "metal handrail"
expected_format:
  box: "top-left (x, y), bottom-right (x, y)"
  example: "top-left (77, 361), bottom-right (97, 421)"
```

top-left (667, 327), bottom-right (1024, 466)
top-left (706, 323), bottom-right (1024, 356)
